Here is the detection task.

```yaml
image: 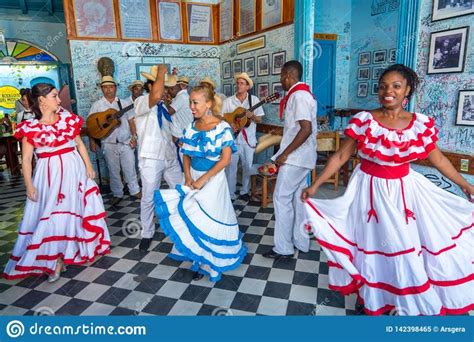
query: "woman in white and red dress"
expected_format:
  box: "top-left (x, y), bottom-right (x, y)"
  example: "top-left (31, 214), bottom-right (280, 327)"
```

top-left (302, 64), bottom-right (473, 315)
top-left (2, 83), bottom-right (110, 282)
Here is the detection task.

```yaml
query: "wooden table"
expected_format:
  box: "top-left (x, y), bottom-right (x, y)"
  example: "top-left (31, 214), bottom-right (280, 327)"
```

top-left (0, 134), bottom-right (20, 176)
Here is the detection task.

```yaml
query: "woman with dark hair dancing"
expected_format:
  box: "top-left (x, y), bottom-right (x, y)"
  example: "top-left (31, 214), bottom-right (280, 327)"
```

top-left (302, 64), bottom-right (473, 315)
top-left (2, 83), bottom-right (110, 282)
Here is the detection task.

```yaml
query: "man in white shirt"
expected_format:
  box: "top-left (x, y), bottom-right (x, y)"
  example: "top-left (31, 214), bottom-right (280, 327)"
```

top-left (222, 72), bottom-right (265, 201)
top-left (134, 66), bottom-right (183, 251)
top-left (88, 76), bottom-right (141, 206)
top-left (262, 60), bottom-right (317, 259)
top-left (126, 80), bottom-right (144, 103)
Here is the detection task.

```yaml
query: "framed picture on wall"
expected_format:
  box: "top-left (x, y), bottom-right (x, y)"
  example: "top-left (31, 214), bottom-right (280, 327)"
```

top-left (357, 82), bottom-right (368, 97)
top-left (222, 61), bottom-right (231, 79)
top-left (358, 52), bottom-right (371, 65)
top-left (372, 67), bottom-right (385, 80)
top-left (186, 3), bottom-right (214, 43)
top-left (271, 82), bottom-right (284, 104)
top-left (73, 0), bottom-right (117, 38)
top-left (358, 67), bottom-right (370, 80)
top-left (432, 0), bottom-right (474, 21)
top-left (427, 26), bottom-right (469, 74)
top-left (157, 0), bottom-right (183, 41)
top-left (272, 51), bottom-right (286, 75)
top-left (233, 84), bottom-right (237, 94)
top-left (389, 48), bottom-right (397, 63)
top-left (373, 50), bottom-right (387, 64)
top-left (371, 82), bottom-right (379, 95)
top-left (239, 0), bottom-right (256, 35)
top-left (233, 59), bottom-right (242, 74)
top-left (257, 83), bottom-right (269, 99)
top-left (244, 57), bottom-right (255, 77)
top-left (262, 0), bottom-right (283, 29)
top-left (257, 54), bottom-right (269, 76)
top-left (223, 84), bottom-right (233, 97)
top-left (455, 90), bottom-right (474, 126)
top-left (119, 0), bottom-right (152, 40)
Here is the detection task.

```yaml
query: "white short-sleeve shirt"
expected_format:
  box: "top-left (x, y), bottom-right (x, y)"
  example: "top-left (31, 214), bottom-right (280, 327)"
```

top-left (221, 93), bottom-right (264, 147)
top-left (88, 97), bottom-right (134, 144)
top-left (271, 82), bottom-right (317, 169)
top-left (170, 89), bottom-right (193, 139)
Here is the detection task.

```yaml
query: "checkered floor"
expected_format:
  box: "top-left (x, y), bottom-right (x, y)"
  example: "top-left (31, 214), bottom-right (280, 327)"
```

top-left (0, 170), bottom-right (363, 316)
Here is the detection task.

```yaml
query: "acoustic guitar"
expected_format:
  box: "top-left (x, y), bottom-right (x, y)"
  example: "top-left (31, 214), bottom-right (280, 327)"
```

top-left (223, 93), bottom-right (280, 132)
top-left (86, 103), bottom-right (134, 140)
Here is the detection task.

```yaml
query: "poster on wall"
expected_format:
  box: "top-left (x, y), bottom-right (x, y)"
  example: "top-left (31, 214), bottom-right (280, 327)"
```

top-left (219, 0), bottom-right (233, 42)
top-left (187, 3), bottom-right (214, 42)
top-left (119, 0), bottom-right (152, 40)
top-left (262, 0), bottom-right (283, 29)
top-left (239, 0), bottom-right (256, 35)
top-left (427, 26), bottom-right (469, 74)
top-left (158, 1), bottom-right (183, 41)
top-left (455, 90), bottom-right (474, 126)
top-left (73, 0), bottom-right (117, 38)
top-left (432, 0), bottom-right (474, 21)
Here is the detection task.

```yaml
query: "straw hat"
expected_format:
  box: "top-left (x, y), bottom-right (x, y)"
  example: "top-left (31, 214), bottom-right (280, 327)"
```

top-left (100, 75), bottom-right (117, 86)
top-left (177, 76), bottom-right (189, 85)
top-left (200, 77), bottom-right (216, 89)
top-left (164, 74), bottom-right (177, 87)
top-left (140, 66), bottom-right (158, 82)
top-left (235, 72), bottom-right (253, 89)
top-left (127, 80), bottom-right (144, 91)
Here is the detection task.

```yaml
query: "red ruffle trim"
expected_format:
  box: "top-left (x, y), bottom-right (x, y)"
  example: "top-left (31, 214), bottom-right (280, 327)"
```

top-left (14, 112), bottom-right (83, 148)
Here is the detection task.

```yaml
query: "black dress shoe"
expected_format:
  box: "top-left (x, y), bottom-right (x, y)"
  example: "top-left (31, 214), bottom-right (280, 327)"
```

top-left (192, 271), bottom-right (204, 281)
top-left (110, 197), bottom-right (122, 206)
top-left (262, 249), bottom-right (293, 259)
top-left (139, 238), bottom-right (152, 251)
top-left (239, 194), bottom-right (251, 201)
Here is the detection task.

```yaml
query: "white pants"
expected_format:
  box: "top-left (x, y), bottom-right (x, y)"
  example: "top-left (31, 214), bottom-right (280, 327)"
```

top-left (273, 164), bottom-right (311, 255)
top-left (103, 143), bottom-right (140, 198)
top-left (139, 158), bottom-right (183, 239)
top-left (225, 142), bottom-right (255, 198)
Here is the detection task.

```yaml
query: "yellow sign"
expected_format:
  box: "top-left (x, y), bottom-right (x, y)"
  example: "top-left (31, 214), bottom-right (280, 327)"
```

top-left (0, 86), bottom-right (20, 109)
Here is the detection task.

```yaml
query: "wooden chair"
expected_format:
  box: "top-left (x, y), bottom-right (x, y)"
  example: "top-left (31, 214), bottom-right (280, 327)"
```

top-left (312, 131), bottom-right (340, 191)
top-left (250, 173), bottom-right (277, 208)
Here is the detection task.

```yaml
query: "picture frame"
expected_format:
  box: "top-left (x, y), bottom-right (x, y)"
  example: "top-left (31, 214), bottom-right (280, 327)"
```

top-left (262, 0), bottom-right (283, 29)
top-left (219, 0), bottom-right (233, 42)
top-left (358, 67), bottom-right (370, 80)
top-left (223, 84), bottom-right (233, 97)
top-left (257, 54), bottom-right (269, 76)
top-left (427, 26), bottom-right (469, 74)
top-left (389, 48), bottom-right (397, 63)
top-left (373, 50), bottom-right (387, 64)
top-left (357, 82), bottom-right (368, 97)
top-left (244, 57), bottom-right (255, 77)
top-left (72, 0), bottom-right (117, 38)
top-left (257, 83), bottom-right (269, 99)
top-left (157, 0), bottom-right (183, 42)
top-left (119, 0), bottom-right (152, 40)
top-left (222, 61), bottom-right (231, 79)
top-left (358, 52), bottom-right (371, 65)
top-left (432, 0), bottom-right (474, 21)
top-left (371, 82), bottom-right (379, 95)
top-left (455, 90), bottom-right (474, 126)
top-left (232, 59), bottom-right (242, 75)
top-left (238, 0), bottom-right (256, 35)
top-left (186, 3), bottom-right (214, 43)
top-left (271, 82), bottom-right (284, 104)
top-left (372, 67), bottom-right (385, 80)
top-left (233, 84), bottom-right (237, 94)
top-left (272, 51), bottom-right (286, 75)
top-left (236, 36), bottom-right (265, 54)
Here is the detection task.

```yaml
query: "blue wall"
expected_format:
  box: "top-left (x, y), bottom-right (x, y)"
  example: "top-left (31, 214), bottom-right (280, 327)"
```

top-left (348, 0), bottom-right (399, 109)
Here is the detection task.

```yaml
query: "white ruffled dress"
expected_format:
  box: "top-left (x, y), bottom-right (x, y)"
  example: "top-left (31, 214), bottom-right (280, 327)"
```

top-left (2, 110), bottom-right (111, 280)
top-left (305, 111), bottom-right (473, 315)
top-left (154, 121), bottom-right (246, 281)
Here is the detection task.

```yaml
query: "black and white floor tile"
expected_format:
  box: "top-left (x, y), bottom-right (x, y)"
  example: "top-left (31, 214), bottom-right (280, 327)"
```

top-left (0, 172), bottom-right (469, 316)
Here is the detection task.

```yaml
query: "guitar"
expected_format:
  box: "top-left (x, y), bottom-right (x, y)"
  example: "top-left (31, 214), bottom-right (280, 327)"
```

top-left (223, 93), bottom-right (280, 132)
top-left (86, 103), bottom-right (134, 140)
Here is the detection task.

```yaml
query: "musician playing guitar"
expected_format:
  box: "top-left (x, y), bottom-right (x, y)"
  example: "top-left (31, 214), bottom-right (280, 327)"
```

top-left (222, 72), bottom-right (265, 201)
top-left (88, 76), bottom-right (141, 206)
